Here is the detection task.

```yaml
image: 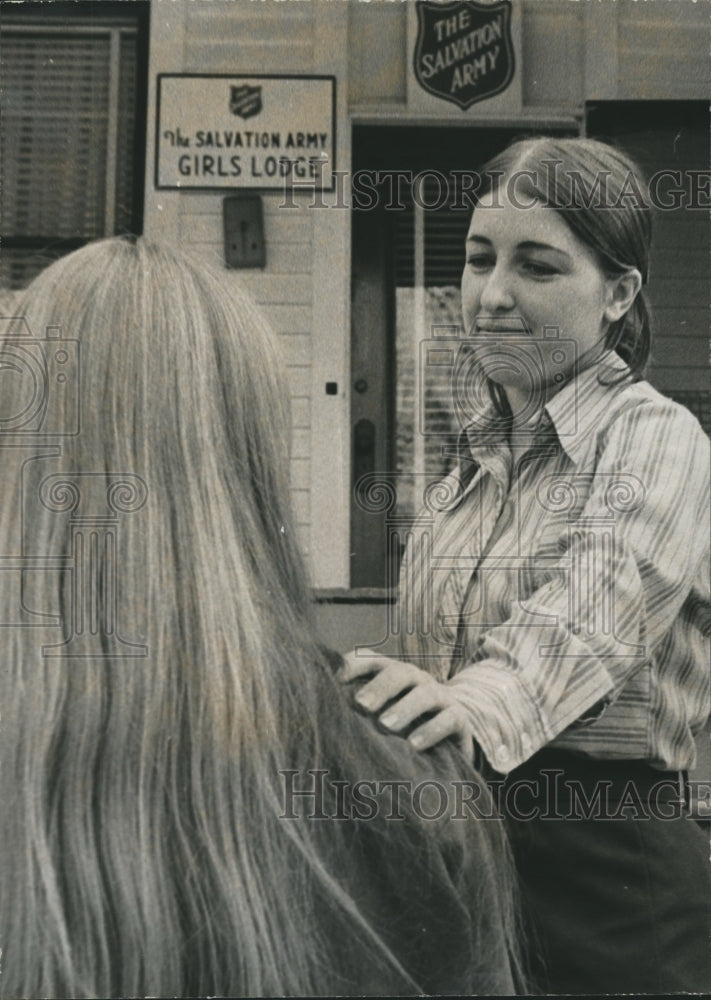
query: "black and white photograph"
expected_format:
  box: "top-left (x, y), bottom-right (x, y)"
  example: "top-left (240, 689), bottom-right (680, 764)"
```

top-left (0, 0), bottom-right (709, 995)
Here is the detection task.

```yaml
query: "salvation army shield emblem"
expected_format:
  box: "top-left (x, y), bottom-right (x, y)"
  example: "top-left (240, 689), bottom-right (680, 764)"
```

top-left (413, 0), bottom-right (515, 110)
top-left (229, 84), bottom-right (262, 119)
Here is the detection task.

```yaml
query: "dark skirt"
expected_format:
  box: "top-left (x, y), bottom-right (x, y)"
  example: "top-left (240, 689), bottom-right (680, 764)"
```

top-left (498, 749), bottom-right (711, 995)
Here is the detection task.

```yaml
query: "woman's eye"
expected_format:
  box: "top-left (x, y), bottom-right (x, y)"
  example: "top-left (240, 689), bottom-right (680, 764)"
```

top-left (466, 255), bottom-right (494, 271)
top-left (521, 260), bottom-right (558, 278)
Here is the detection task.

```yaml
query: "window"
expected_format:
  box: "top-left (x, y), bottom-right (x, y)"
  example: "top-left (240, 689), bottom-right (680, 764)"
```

top-left (0, 1), bottom-right (149, 289)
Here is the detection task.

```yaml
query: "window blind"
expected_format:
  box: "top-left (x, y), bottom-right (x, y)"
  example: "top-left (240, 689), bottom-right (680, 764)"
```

top-left (0, 22), bottom-right (141, 289)
top-left (394, 182), bottom-right (471, 289)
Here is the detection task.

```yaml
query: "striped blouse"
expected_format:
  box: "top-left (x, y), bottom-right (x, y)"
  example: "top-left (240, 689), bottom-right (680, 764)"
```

top-left (398, 353), bottom-right (711, 774)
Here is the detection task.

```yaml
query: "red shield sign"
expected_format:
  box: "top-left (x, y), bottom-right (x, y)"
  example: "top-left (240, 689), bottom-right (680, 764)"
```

top-left (413, 0), bottom-right (515, 111)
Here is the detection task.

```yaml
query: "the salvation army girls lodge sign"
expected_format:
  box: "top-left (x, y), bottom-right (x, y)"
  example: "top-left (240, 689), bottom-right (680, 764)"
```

top-left (408, 0), bottom-right (522, 114)
top-left (155, 75), bottom-right (335, 190)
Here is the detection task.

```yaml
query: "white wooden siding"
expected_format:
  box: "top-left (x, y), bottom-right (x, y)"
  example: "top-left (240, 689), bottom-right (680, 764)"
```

top-left (143, 0), bottom-right (709, 588)
top-left (618, 3), bottom-right (710, 99)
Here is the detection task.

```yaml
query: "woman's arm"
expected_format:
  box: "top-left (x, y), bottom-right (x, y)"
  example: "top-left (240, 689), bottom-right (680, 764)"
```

top-left (342, 401), bottom-right (710, 772)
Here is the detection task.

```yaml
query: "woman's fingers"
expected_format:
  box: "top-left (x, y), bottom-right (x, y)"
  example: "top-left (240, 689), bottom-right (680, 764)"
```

top-left (353, 660), bottom-right (422, 714)
top-left (339, 647), bottom-right (389, 682)
top-left (340, 650), bottom-right (474, 759)
top-left (377, 682), bottom-right (444, 733)
top-left (408, 705), bottom-right (474, 757)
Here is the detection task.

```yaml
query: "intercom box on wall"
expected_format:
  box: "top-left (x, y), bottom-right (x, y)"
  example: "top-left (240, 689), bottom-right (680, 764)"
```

top-left (223, 195), bottom-right (266, 268)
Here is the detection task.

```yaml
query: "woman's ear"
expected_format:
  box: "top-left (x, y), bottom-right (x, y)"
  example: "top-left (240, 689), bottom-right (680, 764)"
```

top-left (604, 269), bottom-right (643, 323)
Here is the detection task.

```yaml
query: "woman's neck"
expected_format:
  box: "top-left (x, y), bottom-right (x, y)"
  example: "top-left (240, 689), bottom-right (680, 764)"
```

top-left (505, 341), bottom-right (610, 433)
top-left (506, 386), bottom-right (546, 435)
top-left (498, 386), bottom-right (541, 469)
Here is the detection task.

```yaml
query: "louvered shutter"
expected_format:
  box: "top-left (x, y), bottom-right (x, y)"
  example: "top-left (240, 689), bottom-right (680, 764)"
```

top-left (0, 20), bottom-right (143, 289)
top-left (394, 180), bottom-right (470, 289)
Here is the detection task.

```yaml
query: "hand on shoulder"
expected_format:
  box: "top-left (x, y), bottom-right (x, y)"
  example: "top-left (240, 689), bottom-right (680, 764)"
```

top-left (340, 648), bottom-right (475, 759)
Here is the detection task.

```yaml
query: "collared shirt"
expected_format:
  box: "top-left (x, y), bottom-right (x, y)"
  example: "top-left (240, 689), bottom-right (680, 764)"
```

top-left (398, 354), bottom-right (711, 774)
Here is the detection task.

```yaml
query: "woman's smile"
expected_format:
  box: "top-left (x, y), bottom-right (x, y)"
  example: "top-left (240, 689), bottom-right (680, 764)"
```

top-left (461, 191), bottom-right (617, 407)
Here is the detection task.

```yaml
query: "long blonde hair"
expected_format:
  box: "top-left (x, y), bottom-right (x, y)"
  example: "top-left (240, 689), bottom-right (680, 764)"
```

top-left (0, 238), bottom-right (519, 997)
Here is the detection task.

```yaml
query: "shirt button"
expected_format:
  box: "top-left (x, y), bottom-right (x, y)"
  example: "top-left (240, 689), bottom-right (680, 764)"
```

top-left (495, 745), bottom-right (510, 765)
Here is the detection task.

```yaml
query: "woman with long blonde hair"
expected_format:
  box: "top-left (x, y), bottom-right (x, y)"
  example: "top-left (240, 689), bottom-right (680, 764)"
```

top-left (0, 238), bottom-right (519, 998)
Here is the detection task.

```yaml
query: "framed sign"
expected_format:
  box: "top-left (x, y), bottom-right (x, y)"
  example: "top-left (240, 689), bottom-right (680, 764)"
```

top-left (155, 74), bottom-right (336, 190)
top-left (407, 0), bottom-right (522, 115)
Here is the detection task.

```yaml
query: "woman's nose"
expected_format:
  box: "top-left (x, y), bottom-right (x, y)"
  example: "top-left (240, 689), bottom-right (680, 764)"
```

top-left (479, 264), bottom-right (515, 312)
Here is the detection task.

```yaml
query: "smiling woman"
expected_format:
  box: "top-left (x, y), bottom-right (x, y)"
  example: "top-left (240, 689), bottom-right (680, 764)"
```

top-left (343, 136), bottom-right (711, 995)
top-left (461, 189), bottom-right (642, 424)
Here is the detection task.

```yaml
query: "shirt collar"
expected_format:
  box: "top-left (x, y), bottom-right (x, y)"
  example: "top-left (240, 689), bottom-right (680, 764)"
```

top-left (457, 351), bottom-right (632, 472)
top-left (544, 351), bottom-right (631, 465)
top-left (456, 403), bottom-right (511, 497)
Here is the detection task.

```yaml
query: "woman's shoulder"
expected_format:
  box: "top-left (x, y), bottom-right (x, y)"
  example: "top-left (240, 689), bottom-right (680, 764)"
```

top-left (308, 659), bottom-right (518, 994)
top-left (329, 726), bottom-right (516, 994)
top-left (316, 649), bottom-right (491, 819)
top-left (313, 657), bottom-right (487, 830)
top-left (607, 377), bottom-right (706, 434)
top-left (592, 377), bottom-right (710, 465)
